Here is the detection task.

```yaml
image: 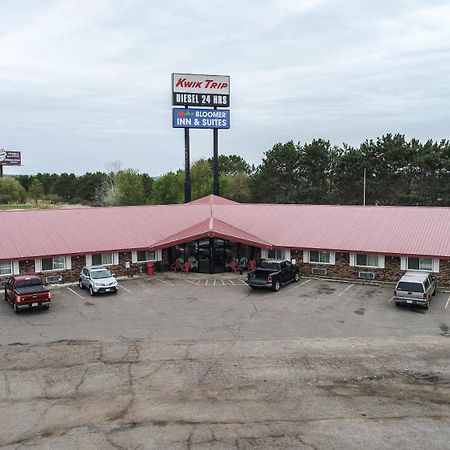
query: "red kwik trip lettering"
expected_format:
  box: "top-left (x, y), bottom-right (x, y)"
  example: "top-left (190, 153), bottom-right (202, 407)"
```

top-left (205, 79), bottom-right (228, 90)
top-left (176, 78), bottom-right (186, 87)
top-left (176, 78), bottom-right (203, 88)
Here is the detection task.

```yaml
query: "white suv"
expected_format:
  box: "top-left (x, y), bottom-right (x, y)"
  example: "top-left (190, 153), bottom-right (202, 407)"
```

top-left (79, 266), bottom-right (118, 296)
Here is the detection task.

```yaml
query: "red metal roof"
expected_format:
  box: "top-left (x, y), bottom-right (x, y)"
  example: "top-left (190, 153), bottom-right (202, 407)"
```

top-left (1, 195), bottom-right (449, 261)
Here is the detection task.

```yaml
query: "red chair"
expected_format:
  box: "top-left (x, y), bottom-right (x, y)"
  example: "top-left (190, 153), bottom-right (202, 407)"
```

top-left (170, 260), bottom-right (180, 272)
top-left (229, 261), bottom-right (240, 273)
top-left (248, 259), bottom-right (256, 272)
top-left (182, 261), bottom-right (191, 273)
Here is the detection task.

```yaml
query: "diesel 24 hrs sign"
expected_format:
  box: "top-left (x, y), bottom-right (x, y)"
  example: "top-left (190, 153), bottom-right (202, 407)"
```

top-left (172, 73), bottom-right (230, 107)
top-left (173, 108), bottom-right (230, 129)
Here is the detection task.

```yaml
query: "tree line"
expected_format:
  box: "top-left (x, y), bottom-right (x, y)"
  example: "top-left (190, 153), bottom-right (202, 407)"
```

top-left (0, 134), bottom-right (449, 206)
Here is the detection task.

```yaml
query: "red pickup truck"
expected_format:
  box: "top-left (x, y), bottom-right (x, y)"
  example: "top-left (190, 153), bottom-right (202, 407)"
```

top-left (4, 275), bottom-right (51, 314)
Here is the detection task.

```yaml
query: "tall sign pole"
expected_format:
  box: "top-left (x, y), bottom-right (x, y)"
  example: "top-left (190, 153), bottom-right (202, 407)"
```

top-left (212, 107), bottom-right (219, 196)
top-left (172, 73), bottom-right (230, 201)
top-left (184, 108), bottom-right (191, 203)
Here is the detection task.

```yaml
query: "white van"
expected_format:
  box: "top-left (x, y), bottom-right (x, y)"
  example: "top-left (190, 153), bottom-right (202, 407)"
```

top-left (394, 272), bottom-right (437, 309)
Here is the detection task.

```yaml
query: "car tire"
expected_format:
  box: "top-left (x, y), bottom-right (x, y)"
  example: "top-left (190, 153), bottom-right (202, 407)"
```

top-left (432, 288), bottom-right (436, 296)
top-left (294, 273), bottom-right (300, 282)
top-left (112, 288), bottom-right (118, 294)
top-left (78, 279), bottom-right (84, 289)
top-left (424, 300), bottom-right (430, 310)
top-left (13, 302), bottom-right (20, 314)
top-left (395, 301), bottom-right (401, 307)
top-left (272, 280), bottom-right (281, 292)
top-left (250, 285), bottom-right (257, 290)
top-left (89, 286), bottom-right (95, 296)
top-left (42, 305), bottom-right (49, 311)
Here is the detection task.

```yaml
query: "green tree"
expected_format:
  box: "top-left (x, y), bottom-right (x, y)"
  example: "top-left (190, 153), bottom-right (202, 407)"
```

top-left (151, 171), bottom-right (184, 204)
top-left (0, 177), bottom-right (26, 203)
top-left (191, 159), bottom-right (213, 199)
top-left (222, 172), bottom-right (252, 202)
top-left (208, 154), bottom-right (251, 176)
top-left (251, 141), bottom-right (301, 203)
top-left (298, 139), bottom-right (335, 204)
top-left (28, 179), bottom-right (44, 204)
top-left (115, 169), bottom-right (146, 206)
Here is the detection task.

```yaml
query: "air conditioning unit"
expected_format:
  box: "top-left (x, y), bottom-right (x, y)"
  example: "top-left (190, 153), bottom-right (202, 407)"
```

top-left (46, 275), bottom-right (62, 283)
top-left (312, 267), bottom-right (327, 276)
top-left (358, 271), bottom-right (375, 280)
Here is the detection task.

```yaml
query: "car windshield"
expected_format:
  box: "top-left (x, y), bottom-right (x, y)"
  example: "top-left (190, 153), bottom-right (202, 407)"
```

top-left (397, 281), bottom-right (424, 293)
top-left (91, 269), bottom-right (112, 279)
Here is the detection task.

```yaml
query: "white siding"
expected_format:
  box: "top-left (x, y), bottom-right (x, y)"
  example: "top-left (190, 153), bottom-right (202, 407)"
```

top-left (432, 258), bottom-right (440, 273)
top-left (400, 257), bottom-right (407, 271)
top-left (13, 261), bottom-right (20, 275)
top-left (131, 251), bottom-right (137, 263)
top-left (65, 256), bottom-right (72, 270)
top-left (35, 259), bottom-right (42, 272)
top-left (86, 254), bottom-right (92, 266)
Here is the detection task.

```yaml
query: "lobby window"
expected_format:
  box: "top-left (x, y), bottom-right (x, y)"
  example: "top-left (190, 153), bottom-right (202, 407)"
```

top-left (42, 256), bottom-right (66, 271)
top-left (92, 253), bottom-right (113, 266)
top-left (0, 261), bottom-right (12, 276)
top-left (407, 257), bottom-right (433, 271)
top-left (310, 251), bottom-right (331, 264)
top-left (137, 250), bottom-right (155, 262)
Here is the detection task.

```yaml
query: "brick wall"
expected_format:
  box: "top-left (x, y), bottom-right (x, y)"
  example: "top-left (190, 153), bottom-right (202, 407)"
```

top-left (291, 250), bottom-right (450, 288)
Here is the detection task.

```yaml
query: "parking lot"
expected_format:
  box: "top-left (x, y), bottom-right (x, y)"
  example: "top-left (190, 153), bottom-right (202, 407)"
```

top-left (1, 274), bottom-right (449, 345)
top-left (1, 275), bottom-right (450, 449)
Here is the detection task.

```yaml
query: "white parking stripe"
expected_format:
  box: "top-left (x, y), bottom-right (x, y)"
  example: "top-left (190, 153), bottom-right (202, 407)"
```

top-left (338, 284), bottom-right (354, 297)
top-left (118, 285), bottom-right (132, 293)
top-left (222, 280), bottom-right (225, 285)
top-left (229, 279), bottom-right (235, 285)
top-left (288, 279), bottom-right (311, 292)
top-left (159, 279), bottom-right (175, 286)
top-left (67, 287), bottom-right (84, 299)
top-left (388, 296), bottom-right (395, 303)
top-left (445, 296), bottom-right (450, 310)
top-left (205, 280), bottom-right (208, 285)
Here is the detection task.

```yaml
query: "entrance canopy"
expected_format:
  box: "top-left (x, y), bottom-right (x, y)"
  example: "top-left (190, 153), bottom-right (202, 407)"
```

top-left (150, 216), bottom-right (272, 251)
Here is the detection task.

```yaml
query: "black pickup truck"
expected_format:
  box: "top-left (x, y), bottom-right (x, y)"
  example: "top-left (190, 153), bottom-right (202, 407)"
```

top-left (246, 259), bottom-right (300, 291)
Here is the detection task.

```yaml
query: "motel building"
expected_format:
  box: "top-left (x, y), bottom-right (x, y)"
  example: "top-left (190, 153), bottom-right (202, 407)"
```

top-left (0, 194), bottom-right (449, 288)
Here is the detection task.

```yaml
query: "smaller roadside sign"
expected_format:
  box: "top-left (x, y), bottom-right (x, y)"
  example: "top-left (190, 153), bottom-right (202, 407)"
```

top-left (0, 150), bottom-right (21, 166)
top-left (173, 108), bottom-right (230, 129)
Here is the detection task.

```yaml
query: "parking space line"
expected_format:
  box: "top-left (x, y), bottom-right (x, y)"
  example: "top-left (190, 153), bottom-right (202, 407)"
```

top-left (222, 280), bottom-right (225, 285)
top-left (445, 296), bottom-right (450, 310)
top-left (388, 296), bottom-right (395, 303)
top-left (67, 287), bottom-right (84, 299)
top-left (338, 284), bottom-right (354, 297)
top-left (205, 280), bottom-right (208, 285)
top-left (118, 285), bottom-right (132, 293)
top-left (288, 279), bottom-right (311, 292)
top-left (159, 279), bottom-right (175, 286)
top-left (214, 280), bottom-right (217, 285)
top-left (229, 279), bottom-right (235, 285)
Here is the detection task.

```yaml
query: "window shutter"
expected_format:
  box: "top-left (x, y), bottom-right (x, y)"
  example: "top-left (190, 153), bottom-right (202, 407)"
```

top-left (432, 259), bottom-right (440, 273)
top-left (113, 252), bottom-right (119, 265)
top-left (349, 253), bottom-right (356, 267)
top-left (330, 252), bottom-right (336, 265)
top-left (261, 249), bottom-right (268, 259)
top-left (303, 251), bottom-right (309, 263)
top-left (35, 259), bottom-right (42, 273)
top-left (400, 257), bottom-right (407, 271)
top-left (65, 256), bottom-right (72, 270)
top-left (13, 261), bottom-right (20, 275)
top-left (156, 250), bottom-right (162, 261)
top-left (378, 255), bottom-right (385, 269)
top-left (131, 251), bottom-right (137, 263)
top-left (86, 254), bottom-right (92, 266)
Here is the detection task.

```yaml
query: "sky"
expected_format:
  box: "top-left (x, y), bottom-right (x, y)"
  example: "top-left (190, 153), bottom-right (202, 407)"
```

top-left (1, 0), bottom-right (449, 176)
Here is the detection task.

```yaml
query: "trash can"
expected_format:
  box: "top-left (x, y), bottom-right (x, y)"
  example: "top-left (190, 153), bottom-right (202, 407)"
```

top-left (146, 261), bottom-right (155, 276)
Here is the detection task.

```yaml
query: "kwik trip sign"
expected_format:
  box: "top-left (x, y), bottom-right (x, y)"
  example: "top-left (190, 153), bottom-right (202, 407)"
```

top-left (172, 73), bottom-right (230, 107)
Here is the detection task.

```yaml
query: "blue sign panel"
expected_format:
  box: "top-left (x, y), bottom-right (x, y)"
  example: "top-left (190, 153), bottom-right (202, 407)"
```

top-left (172, 108), bottom-right (230, 129)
